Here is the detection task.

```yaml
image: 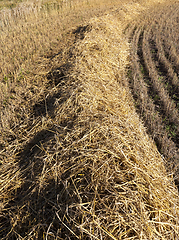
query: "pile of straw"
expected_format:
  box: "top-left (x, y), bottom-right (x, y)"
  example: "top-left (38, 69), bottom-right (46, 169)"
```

top-left (50, 13), bottom-right (179, 239)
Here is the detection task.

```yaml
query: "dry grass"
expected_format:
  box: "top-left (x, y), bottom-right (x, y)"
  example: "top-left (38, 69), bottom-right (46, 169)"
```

top-left (0, 0), bottom-right (179, 239)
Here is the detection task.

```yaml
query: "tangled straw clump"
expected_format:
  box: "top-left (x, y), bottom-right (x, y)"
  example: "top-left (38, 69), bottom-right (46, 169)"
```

top-left (48, 13), bottom-right (179, 239)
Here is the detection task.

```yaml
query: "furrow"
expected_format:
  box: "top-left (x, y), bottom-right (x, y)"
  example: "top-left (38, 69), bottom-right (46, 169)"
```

top-left (142, 28), bottom-right (179, 137)
top-left (154, 31), bottom-right (179, 114)
top-left (128, 25), bottom-right (179, 171)
top-left (155, 30), bottom-right (179, 92)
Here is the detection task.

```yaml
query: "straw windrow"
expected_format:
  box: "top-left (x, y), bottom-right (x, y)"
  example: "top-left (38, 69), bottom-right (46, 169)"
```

top-left (59, 12), bottom-right (179, 239)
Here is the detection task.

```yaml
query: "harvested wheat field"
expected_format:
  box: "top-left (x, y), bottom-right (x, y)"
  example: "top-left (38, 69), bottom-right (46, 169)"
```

top-left (0, 0), bottom-right (179, 239)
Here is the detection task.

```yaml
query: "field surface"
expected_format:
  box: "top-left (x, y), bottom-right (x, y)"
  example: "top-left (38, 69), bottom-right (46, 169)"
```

top-left (0, 0), bottom-right (179, 239)
top-left (127, 3), bottom-right (179, 181)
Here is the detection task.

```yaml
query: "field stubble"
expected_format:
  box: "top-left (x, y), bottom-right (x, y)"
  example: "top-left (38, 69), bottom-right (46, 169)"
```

top-left (128, 2), bottom-right (179, 185)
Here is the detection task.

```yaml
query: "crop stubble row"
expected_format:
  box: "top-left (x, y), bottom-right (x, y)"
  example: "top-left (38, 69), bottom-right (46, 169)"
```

top-left (127, 4), bottom-right (179, 185)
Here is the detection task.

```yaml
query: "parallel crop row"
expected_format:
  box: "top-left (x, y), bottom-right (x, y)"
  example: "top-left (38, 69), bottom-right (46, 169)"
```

top-left (127, 5), bottom-right (179, 183)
